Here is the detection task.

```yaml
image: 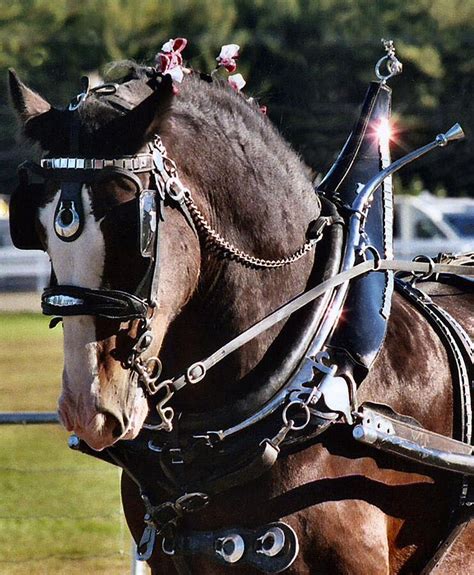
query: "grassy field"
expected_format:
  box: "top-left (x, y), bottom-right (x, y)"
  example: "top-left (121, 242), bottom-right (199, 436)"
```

top-left (0, 313), bottom-right (133, 574)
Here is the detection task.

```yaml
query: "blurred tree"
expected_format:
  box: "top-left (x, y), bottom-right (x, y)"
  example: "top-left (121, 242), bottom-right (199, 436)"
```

top-left (0, 0), bottom-right (472, 196)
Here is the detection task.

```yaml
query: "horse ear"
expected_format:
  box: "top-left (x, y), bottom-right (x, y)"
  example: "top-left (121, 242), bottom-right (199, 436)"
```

top-left (141, 74), bottom-right (175, 137)
top-left (8, 68), bottom-right (67, 150)
top-left (8, 68), bottom-right (51, 122)
top-left (106, 74), bottom-right (175, 149)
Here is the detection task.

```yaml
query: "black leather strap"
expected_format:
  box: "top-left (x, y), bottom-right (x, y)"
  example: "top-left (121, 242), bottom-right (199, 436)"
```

top-left (42, 285), bottom-right (148, 320)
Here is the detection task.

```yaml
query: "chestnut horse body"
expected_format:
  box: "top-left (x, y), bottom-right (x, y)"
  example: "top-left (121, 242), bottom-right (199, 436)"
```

top-left (9, 64), bottom-right (473, 574)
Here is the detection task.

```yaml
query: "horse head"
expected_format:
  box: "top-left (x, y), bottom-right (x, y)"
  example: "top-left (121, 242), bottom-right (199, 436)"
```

top-left (9, 67), bottom-right (320, 451)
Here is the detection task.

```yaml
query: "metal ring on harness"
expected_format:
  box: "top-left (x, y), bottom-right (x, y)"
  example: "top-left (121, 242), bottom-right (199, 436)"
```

top-left (411, 255), bottom-right (436, 281)
top-left (166, 177), bottom-right (186, 202)
top-left (186, 362), bottom-right (207, 385)
top-left (359, 244), bottom-right (382, 270)
top-left (282, 401), bottom-right (311, 431)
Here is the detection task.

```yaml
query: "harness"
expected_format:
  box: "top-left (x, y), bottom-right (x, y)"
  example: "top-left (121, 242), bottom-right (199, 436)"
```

top-left (10, 44), bottom-right (474, 573)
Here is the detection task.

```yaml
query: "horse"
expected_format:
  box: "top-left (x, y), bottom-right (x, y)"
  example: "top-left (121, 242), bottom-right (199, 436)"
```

top-left (8, 61), bottom-right (474, 574)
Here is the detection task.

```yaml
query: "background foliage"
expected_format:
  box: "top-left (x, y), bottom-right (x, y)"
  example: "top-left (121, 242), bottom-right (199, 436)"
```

top-left (0, 0), bottom-right (473, 196)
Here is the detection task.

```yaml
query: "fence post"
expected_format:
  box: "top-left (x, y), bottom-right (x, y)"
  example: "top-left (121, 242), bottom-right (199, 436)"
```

top-left (131, 542), bottom-right (148, 575)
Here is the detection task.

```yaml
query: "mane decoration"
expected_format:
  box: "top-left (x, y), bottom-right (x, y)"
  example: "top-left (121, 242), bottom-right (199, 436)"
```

top-left (101, 38), bottom-right (249, 103)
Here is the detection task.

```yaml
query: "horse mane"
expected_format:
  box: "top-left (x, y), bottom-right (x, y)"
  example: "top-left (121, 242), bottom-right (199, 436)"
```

top-left (79, 61), bottom-right (315, 198)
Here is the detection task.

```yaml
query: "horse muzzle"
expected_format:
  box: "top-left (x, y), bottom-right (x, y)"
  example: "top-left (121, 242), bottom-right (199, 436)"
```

top-left (58, 371), bottom-right (149, 451)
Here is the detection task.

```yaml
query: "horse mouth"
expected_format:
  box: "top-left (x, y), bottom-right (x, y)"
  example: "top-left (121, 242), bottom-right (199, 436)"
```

top-left (58, 385), bottom-right (149, 451)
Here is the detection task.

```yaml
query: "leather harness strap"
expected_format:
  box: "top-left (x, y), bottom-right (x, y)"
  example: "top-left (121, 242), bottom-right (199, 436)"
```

top-left (168, 258), bottom-right (474, 394)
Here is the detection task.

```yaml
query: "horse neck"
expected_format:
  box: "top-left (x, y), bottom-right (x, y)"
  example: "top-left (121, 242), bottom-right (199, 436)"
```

top-left (158, 94), bottom-right (321, 410)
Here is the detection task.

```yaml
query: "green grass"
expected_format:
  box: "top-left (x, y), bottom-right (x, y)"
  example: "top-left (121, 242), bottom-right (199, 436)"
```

top-left (0, 313), bottom-right (63, 411)
top-left (0, 313), bottom-right (132, 574)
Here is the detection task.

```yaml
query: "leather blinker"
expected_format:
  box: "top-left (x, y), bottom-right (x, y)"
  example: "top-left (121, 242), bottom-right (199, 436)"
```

top-left (9, 165), bottom-right (45, 251)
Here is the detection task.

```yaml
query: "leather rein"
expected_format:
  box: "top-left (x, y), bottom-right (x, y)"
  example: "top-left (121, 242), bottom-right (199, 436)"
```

top-left (35, 135), bottom-right (474, 425)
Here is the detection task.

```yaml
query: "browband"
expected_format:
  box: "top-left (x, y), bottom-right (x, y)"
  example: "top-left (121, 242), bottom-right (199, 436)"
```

top-left (40, 154), bottom-right (154, 172)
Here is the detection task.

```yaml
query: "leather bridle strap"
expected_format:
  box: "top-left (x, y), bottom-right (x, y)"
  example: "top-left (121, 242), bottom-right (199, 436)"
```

top-left (42, 285), bottom-right (149, 320)
top-left (170, 258), bottom-right (474, 392)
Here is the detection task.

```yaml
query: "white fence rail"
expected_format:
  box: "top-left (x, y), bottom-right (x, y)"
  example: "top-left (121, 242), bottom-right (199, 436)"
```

top-left (0, 248), bottom-right (50, 291)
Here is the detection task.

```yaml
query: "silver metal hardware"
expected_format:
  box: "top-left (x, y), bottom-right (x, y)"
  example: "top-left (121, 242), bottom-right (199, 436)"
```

top-left (151, 135), bottom-right (321, 269)
top-left (162, 538), bottom-right (175, 555)
top-left (359, 244), bottom-right (382, 270)
top-left (90, 82), bottom-right (119, 95)
top-left (134, 330), bottom-right (154, 354)
top-left (170, 448), bottom-right (184, 464)
top-left (184, 195), bottom-right (318, 269)
top-left (162, 536), bottom-right (175, 555)
top-left (41, 154), bottom-right (154, 173)
top-left (186, 362), bottom-right (207, 384)
top-left (282, 400), bottom-right (311, 431)
top-left (54, 200), bottom-right (81, 239)
top-left (132, 356), bottom-right (163, 394)
top-left (147, 439), bottom-right (163, 452)
top-left (256, 526), bottom-right (286, 557)
top-left (353, 424), bottom-right (474, 476)
top-left (68, 434), bottom-right (80, 449)
top-left (311, 371), bottom-right (353, 424)
top-left (45, 294), bottom-right (84, 307)
top-left (353, 405), bottom-right (474, 476)
top-left (436, 123), bottom-right (464, 146)
top-left (410, 255), bottom-right (436, 283)
top-left (139, 190), bottom-right (157, 258)
top-left (375, 39), bottom-right (403, 83)
top-left (68, 90), bottom-right (89, 111)
top-left (166, 177), bottom-right (186, 202)
top-left (215, 534), bottom-right (245, 563)
top-left (142, 380), bottom-right (175, 432)
top-left (136, 525), bottom-right (157, 562)
top-left (175, 492), bottom-right (209, 514)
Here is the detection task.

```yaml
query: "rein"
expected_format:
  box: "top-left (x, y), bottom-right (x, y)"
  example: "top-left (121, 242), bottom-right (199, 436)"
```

top-left (33, 131), bottom-right (474, 424)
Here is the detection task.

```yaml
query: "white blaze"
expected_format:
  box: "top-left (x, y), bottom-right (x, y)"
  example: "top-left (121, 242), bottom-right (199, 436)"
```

top-left (39, 187), bottom-right (105, 428)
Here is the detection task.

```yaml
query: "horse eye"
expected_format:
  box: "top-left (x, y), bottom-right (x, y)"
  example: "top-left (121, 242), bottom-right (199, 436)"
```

top-left (92, 178), bottom-right (138, 219)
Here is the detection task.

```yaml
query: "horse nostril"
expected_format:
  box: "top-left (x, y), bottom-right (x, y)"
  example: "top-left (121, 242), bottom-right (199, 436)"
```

top-left (100, 410), bottom-right (126, 439)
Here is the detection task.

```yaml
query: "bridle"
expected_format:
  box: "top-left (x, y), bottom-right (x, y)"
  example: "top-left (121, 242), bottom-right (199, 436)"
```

top-left (32, 133), bottom-right (330, 399)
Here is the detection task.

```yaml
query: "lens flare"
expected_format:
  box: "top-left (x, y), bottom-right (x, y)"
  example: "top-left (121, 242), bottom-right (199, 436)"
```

top-left (376, 118), bottom-right (392, 146)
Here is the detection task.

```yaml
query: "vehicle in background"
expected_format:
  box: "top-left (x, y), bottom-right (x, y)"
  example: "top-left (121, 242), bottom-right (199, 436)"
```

top-left (393, 192), bottom-right (474, 261)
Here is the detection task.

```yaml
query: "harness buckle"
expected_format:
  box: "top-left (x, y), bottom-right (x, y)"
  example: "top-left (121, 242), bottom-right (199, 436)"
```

top-left (136, 524), bottom-right (157, 562)
top-left (175, 492), bottom-right (209, 514)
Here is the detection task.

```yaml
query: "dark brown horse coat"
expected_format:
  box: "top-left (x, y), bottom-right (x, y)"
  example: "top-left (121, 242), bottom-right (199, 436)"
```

top-left (9, 67), bottom-right (474, 574)
top-left (122, 286), bottom-right (473, 575)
